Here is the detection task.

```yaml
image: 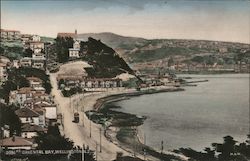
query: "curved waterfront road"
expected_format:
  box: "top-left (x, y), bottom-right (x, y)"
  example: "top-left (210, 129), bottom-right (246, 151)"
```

top-left (50, 72), bottom-right (131, 161)
top-left (49, 69), bottom-right (188, 161)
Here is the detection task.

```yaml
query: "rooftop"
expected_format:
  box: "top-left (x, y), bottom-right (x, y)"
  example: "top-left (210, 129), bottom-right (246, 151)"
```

top-left (57, 32), bottom-right (76, 38)
top-left (0, 136), bottom-right (33, 147)
top-left (21, 124), bottom-right (45, 132)
top-left (0, 29), bottom-right (20, 33)
top-left (27, 77), bottom-right (43, 82)
top-left (15, 108), bottom-right (40, 117)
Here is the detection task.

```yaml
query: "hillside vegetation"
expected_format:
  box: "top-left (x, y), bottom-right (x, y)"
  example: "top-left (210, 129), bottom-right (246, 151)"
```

top-left (79, 33), bottom-right (250, 72)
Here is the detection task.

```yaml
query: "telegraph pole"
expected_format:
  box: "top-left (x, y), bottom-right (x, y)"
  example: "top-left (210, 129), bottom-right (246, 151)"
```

top-left (99, 128), bottom-right (102, 153)
top-left (89, 116), bottom-right (92, 138)
top-left (161, 140), bottom-right (164, 154)
top-left (82, 144), bottom-right (85, 161)
top-left (96, 142), bottom-right (98, 161)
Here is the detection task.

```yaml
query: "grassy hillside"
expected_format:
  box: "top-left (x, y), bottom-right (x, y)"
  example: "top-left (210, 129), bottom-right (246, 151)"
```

top-left (77, 32), bottom-right (147, 49)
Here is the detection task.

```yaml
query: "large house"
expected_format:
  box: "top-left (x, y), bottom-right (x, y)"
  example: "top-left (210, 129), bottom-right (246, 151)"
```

top-left (0, 29), bottom-right (21, 41)
top-left (20, 57), bottom-right (32, 67)
top-left (27, 77), bottom-right (43, 88)
top-left (69, 39), bottom-right (80, 59)
top-left (9, 87), bottom-right (35, 105)
top-left (34, 101), bottom-right (57, 121)
top-left (29, 41), bottom-right (44, 52)
top-left (21, 124), bottom-right (46, 139)
top-left (15, 108), bottom-right (43, 126)
top-left (20, 54), bottom-right (46, 70)
top-left (57, 29), bottom-right (77, 39)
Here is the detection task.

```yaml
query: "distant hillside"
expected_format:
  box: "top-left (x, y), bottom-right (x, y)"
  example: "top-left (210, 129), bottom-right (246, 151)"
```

top-left (77, 32), bottom-right (147, 49)
top-left (78, 33), bottom-right (249, 73)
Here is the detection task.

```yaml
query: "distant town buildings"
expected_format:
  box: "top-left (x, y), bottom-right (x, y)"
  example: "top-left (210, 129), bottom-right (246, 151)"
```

top-left (0, 29), bottom-right (21, 41)
top-left (57, 74), bottom-right (123, 91)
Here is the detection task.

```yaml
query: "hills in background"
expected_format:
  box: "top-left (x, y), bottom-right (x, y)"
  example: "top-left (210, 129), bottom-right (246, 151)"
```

top-left (77, 32), bottom-right (250, 74)
top-left (77, 32), bottom-right (147, 49)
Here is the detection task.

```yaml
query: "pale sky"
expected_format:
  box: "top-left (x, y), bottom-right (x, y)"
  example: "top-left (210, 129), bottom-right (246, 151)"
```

top-left (1, 0), bottom-right (250, 43)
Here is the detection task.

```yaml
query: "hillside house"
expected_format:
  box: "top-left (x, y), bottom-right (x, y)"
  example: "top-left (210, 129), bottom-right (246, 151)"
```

top-left (9, 87), bottom-right (35, 105)
top-left (27, 77), bottom-right (43, 88)
top-left (32, 59), bottom-right (45, 69)
top-left (20, 57), bottom-right (32, 67)
top-left (69, 48), bottom-right (80, 58)
top-left (29, 42), bottom-right (44, 52)
top-left (21, 34), bottom-right (32, 43)
top-left (34, 101), bottom-right (57, 121)
top-left (0, 29), bottom-right (21, 41)
top-left (21, 124), bottom-right (46, 139)
top-left (32, 35), bottom-right (41, 42)
top-left (15, 108), bottom-right (42, 126)
top-left (57, 29), bottom-right (77, 38)
top-left (69, 40), bottom-right (80, 59)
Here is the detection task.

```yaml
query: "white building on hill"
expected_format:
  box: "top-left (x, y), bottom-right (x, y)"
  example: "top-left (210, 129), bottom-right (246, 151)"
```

top-left (69, 40), bottom-right (80, 59)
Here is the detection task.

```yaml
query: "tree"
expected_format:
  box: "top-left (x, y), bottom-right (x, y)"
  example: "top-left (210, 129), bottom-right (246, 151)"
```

top-left (0, 103), bottom-right (22, 136)
top-left (23, 48), bottom-right (33, 57)
top-left (0, 46), bottom-right (4, 54)
top-left (55, 37), bottom-right (74, 63)
top-left (213, 135), bottom-right (237, 160)
top-left (35, 125), bottom-right (74, 150)
top-left (204, 147), bottom-right (216, 161)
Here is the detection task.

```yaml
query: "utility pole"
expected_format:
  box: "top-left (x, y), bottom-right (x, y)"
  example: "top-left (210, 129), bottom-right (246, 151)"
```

top-left (99, 128), bottom-right (102, 153)
top-left (161, 140), bottom-right (164, 154)
top-left (89, 116), bottom-right (92, 138)
top-left (96, 142), bottom-right (98, 161)
top-left (82, 144), bottom-right (85, 161)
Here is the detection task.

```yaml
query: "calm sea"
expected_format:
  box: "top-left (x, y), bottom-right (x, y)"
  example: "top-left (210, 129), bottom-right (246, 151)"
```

top-left (112, 74), bottom-right (250, 151)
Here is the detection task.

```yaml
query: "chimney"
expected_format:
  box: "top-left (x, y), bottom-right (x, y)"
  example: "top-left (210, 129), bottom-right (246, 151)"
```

top-left (75, 29), bottom-right (77, 35)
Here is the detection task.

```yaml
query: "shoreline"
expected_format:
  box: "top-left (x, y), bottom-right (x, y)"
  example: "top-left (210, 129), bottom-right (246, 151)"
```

top-left (88, 87), bottom-right (188, 160)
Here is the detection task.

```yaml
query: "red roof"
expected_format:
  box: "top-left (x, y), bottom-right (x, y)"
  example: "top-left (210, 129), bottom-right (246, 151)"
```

top-left (1, 29), bottom-right (20, 32)
top-left (21, 124), bottom-right (45, 132)
top-left (0, 136), bottom-right (33, 147)
top-left (15, 108), bottom-right (40, 117)
top-left (57, 33), bottom-right (76, 38)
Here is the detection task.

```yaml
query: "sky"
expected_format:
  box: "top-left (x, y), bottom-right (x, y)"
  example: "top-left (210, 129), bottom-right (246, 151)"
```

top-left (1, 0), bottom-right (250, 43)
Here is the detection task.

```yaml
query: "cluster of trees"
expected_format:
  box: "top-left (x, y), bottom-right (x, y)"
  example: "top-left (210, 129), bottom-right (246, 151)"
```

top-left (175, 135), bottom-right (250, 161)
top-left (83, 37), bottom-right (134, 78)
top-left (35, 125), bottom-right (96, 161)
top-left (0, 67), bottom-right (52, 103)
top-left (9, 67), bottom-right (52, 93)
top-left (0, 103), bottom-right (21, 136)
top-left (0, 69), bottom-right (30, 103)
top-left (23, 48), bottom-right (33, 57)
top-left (55, 37), bottom-right (74, 63)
